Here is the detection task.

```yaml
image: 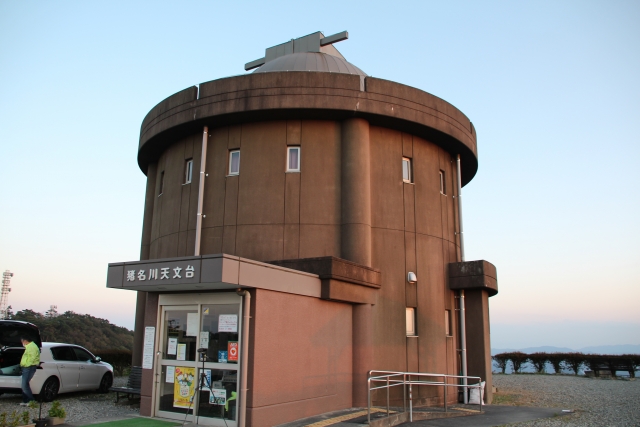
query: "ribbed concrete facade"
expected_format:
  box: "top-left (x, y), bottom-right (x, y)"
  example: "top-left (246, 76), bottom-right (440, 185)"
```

top-left (123, 41), bottom-right (496, 424)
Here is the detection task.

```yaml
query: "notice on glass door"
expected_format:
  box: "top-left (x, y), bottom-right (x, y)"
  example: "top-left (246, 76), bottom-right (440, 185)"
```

top-left (176, 344), bottom-right (187, 361)
top-left (186, 313), bottom-right (198, 337)
top-left (199, 331), bottom-right (209, 349)
top-left (218, 314), bottom-right (238, 332)
top-left (166, 366), bottom-right (175, 383)
top-left (168, 337), bottom-right (178, 355)
top-left (142, 326), bottom-right (155, 369)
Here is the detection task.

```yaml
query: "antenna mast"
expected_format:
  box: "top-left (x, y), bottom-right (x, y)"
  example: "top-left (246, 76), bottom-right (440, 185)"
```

top-left (0, 271), bottom-right (13, 320)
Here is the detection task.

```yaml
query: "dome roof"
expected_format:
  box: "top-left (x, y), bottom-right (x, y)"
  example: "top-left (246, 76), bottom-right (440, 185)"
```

top-left (253, 52), bottom-right (367, 76)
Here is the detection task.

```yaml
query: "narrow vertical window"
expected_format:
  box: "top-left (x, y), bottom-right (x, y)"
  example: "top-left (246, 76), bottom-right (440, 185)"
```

top-left (439, 170), bottom-right (446, 195)
top-left (406, 307), bottom-right (416, 336)
top-left (229, 150), bottom-right (240, 176)
top-left (445, 309), bottom-right (452, 336)
top-left (287, 146), bottom-right (300, 172)
top-left (184, 159), bottom-right (193, 184)
top-left (158, 171), bottom-right (165, 196)
top-left (402, 157), bottom-right (412, 183)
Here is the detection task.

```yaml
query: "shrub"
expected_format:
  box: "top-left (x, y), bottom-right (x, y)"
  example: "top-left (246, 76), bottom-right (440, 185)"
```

top-left (507, 352), bottom-right (529, 373)
top-left (563, 352), bottom-right (585, 375)
top-left (95, 350), bottom-right (132, 376)
top-left (546, 353), bottom-right (564, 374)
top-left (492, 353), bottom-right (509, 374)
top-left (528, 352), bottom-right (548, 373)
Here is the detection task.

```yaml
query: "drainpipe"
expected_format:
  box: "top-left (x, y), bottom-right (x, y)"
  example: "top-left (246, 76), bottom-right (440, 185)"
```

top-left (194, 126), bottom-right (208, 256)
top-left (236, 289), bottom-right (251, 427)
top-left (456, 154), bottom-right (468, 404)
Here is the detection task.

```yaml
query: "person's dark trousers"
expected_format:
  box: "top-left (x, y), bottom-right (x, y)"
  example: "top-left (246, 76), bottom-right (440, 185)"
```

top-left (21, 366), bottom-right (37, 403)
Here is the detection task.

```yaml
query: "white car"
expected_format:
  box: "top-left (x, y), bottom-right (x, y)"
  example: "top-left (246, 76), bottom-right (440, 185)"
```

top-left (0, 342), bottom-right (114, 401)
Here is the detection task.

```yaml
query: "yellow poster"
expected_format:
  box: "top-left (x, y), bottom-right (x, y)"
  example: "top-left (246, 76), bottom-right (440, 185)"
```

top-left (173, 366), bottom-right (196, 408)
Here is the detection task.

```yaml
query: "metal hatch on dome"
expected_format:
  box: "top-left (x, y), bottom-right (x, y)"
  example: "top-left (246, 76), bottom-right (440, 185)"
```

top-left (244, 30), bottom-right (349, 71)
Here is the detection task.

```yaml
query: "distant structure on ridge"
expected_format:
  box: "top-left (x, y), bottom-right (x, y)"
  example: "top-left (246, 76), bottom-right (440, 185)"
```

top-left (0, 270), bottom-right (13, 320)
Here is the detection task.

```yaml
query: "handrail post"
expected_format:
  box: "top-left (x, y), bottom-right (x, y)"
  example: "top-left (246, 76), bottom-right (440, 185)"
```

top-left (403, 373), bottom-right (406, 415)
top-left (367, 376), bottom-right (371, 425)
top-left (444, 375), bottom-right (447, 412)
top-left (386, 376), bottom-right (390, 419)
top-left (409, 374), bottom-right (413, 422)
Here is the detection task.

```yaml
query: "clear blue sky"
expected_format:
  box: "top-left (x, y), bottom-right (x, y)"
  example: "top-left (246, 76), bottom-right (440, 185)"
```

top-left (1, 1), bottom-right (638, 349)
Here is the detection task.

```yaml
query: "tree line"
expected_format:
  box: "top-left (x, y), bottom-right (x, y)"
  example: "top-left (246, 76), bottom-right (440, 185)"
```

top-left (7, 308), bottom-right (134, 375)
top-left (492, 351), bottom-right (640, 378)
top-left (7, 308), bottom-right (133, 352)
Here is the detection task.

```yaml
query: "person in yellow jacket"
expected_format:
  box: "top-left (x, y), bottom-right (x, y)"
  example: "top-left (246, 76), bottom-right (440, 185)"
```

top-left (19, 336), bottom-right (40, 405)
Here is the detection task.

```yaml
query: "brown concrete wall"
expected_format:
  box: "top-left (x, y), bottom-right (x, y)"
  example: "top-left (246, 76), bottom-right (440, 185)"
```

top-left (465, 289), bottom-right (493, 404)
top-left (148, 133), bottom-right (201, 259)
top-left (142, 119), bottom-right (465, 410)
top-left (246, 289), bottom-right (352, 427)
top-left (139, 292), bottom-right (159, 417)
top-left (137, 72), bottom-right (478, 185)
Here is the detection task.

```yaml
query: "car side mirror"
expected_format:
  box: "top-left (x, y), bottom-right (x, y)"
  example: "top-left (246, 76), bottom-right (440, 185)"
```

top-left (93, 357), bottom-right (101, 363)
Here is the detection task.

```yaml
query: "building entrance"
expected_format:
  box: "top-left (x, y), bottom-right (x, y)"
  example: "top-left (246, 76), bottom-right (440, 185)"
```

top-left (155, 293), bottom-right (242, 426)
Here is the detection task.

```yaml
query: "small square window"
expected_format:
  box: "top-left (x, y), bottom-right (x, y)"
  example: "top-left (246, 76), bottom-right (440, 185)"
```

top-left (184, 159), bottom-right (193, 184)
top-left (445, 309), bottom-right (452, 336)
top-left (406, 307), bottom-right (416, 336)
top-left (439, 170), bottom-right (446, 195)
top-left (402, 157), bottom-right (412, 183)
top-left (229, 150), bottom-right (240, 176)
top-left (287, 146), bottom-right (300, 172)
top-left (158, 171), bottom-right (165, 196)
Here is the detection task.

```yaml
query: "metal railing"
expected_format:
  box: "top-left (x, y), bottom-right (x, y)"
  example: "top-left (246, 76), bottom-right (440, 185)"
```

top-left (367, 370), bottom-right (483, 424)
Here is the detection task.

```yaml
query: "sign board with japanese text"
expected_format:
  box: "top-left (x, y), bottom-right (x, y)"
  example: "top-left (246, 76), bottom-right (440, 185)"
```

top-left (106, 255), bottom-right (240, 292)
top-left (107, 257), bottom-right (202, 289)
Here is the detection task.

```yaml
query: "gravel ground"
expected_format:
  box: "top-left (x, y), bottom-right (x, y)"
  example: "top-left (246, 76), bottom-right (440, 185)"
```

top-left (0, 376), bottom-right (139, 424)
top-left (493, 374), bottom-right (640, 426)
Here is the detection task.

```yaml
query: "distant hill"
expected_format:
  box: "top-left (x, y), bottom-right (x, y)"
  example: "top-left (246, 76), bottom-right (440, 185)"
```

top-left (579, 344), bottom-right (640, 354)
top-left (492, 346), bottom-right (573, 355)
top-left (9, 309), bottom-right (133, 354)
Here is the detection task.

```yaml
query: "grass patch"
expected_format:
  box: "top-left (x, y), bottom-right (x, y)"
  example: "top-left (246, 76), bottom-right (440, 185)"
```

top-left (88, 418), bottom-right (180, 427)
top-left (492, 393), bottom-right (526, 406)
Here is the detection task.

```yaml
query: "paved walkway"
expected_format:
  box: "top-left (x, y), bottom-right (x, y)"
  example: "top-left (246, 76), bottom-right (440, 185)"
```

top-left (62, 404), bottom-right (569, 426)
top-left (278, 405), bottom-right (569, 427)
top-left (398, 405), bottom-right (570, 426)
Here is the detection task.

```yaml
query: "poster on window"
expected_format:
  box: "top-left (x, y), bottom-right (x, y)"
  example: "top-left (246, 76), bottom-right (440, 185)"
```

top-left (199, 369), bottom-right (211, 390)
top-left (218, 314), bottom-right (238, 332)
top-left (142, 327), bottom-right (155, 369)
top-left (199, 331), bottom-right (209, 349)
top-left (228, 341), bottom-right (238, 362)
top-left (177, 344), bottom-right (186, 361)
top-left (173, 367), bottom-right (196, 408)
top-left (210, 388), bottom-right (227, 406)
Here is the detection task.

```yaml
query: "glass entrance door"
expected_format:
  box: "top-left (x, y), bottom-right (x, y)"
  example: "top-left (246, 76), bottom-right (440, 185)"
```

top-left (156, 294), bottom-right (241, 426)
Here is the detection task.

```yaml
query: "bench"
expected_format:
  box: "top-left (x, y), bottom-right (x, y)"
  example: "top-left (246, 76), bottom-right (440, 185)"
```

top-left (110, 366), bottom-right (142, 402)
top-left (585, 364), bottom-right (634, 378)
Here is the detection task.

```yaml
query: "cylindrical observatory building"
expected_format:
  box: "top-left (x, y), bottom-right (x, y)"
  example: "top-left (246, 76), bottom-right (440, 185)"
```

top-left (107, 31), bottom-right (498, 427)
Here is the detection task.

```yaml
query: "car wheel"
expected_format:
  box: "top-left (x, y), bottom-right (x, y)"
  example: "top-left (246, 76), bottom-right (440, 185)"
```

top-left (98, 372), bottom-right (113, 393)
top-left (40, 377), bottom-right (59, 402)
